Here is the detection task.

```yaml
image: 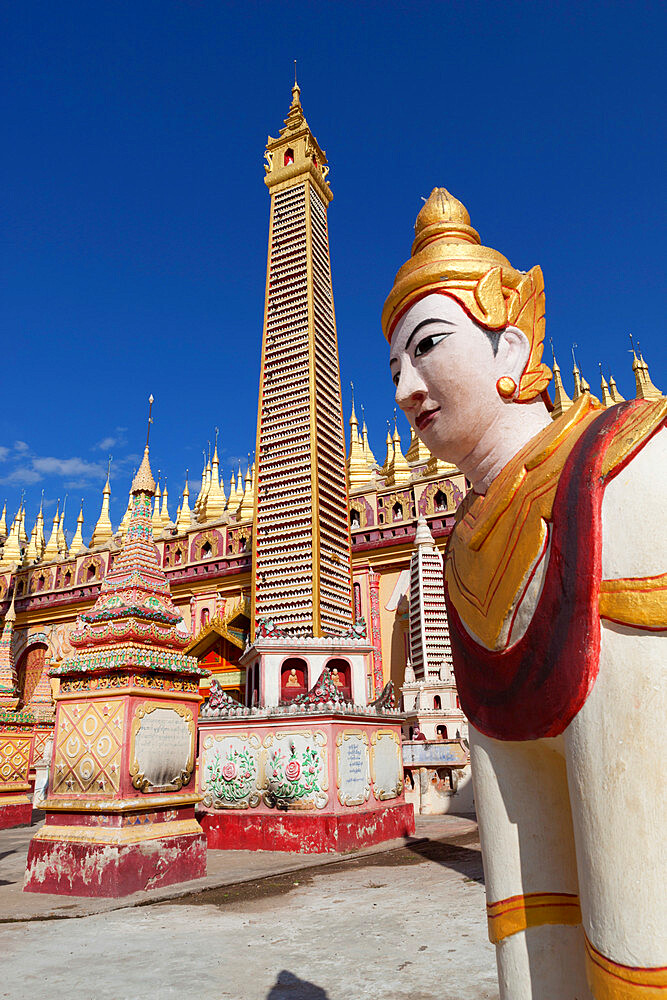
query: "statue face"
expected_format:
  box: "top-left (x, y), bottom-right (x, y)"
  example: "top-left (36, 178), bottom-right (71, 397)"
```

top-left (389, 293), bottom-right (508, 468)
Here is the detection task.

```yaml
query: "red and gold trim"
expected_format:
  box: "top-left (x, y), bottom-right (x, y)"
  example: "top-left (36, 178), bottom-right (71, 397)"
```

top-left (599, 573), bottom-right (667, 631)
top-left (585, 934), bottom-right (667, 998)
top-left (486, 891), bottom-right (581, 944)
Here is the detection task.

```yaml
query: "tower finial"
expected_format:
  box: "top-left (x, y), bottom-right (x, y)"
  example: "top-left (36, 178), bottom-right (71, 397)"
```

top-left (146, 394), bottom-right (154, 448)
top-left (294, 59), bottom-right (297, 87)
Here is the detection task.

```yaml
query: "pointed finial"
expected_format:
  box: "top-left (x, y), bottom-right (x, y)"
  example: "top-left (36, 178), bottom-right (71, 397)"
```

top-left (571, 344), bottom-right (579, 371)
top-left (107, 455), bottom-right (112, 479)
top-left (146, 394), bottom-right (154, 448)
top-left (39, 489), bottom-right (44, 514)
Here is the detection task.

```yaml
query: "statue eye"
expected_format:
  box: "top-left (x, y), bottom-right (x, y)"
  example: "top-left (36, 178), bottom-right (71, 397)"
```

top-left (414, 332), bottom-right (448, 358)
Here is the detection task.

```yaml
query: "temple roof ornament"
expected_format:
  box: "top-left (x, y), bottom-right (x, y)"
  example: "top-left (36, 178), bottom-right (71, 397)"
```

top-left (70, 501), bottom-right (85, 556)
top-left (599, 368), bottom-right (614, 407)
top-left (175, 472), bottom-right (192, 532)
top-left (160, 480), bottom-right (172, 529)
top-left (0, 502), bottom-right (6, 542)
top-left (90, 458), bottom-right (114, 547)
top-left (608, 374), bottom-right (624, 403)
top-left (203, 431), bottom-right (227, 520)
top-left (43, 501), bottom-right (61, 561)
top-left (57, 496), bottom-right (68, 556)
top-left (386, 420), bottom-right (411, 487)
top-left (360, 406), bottom-right (377, 470)
top-left (24, 519), bottom-right (40, 563)
top-left (35, 492), bottom-right (46, 557)
top-left (380, 424), bottom-right (394, 477)
top-left (406, 426), bottom-right (431, 465)
top-left (348, 388), bottom-right (372, 489)
top-left (631, 339), bottom-right (663, 401)
top-left (550, 347), bottom-right (573, 420)
top-left (0, 509), bottom-right (22, 570)
top-left (238, 462), bottom-right (254, 520)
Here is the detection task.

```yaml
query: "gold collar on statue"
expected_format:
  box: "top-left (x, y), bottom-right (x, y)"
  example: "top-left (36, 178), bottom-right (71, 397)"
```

top-left (445, 396), bottom-right (603, 650)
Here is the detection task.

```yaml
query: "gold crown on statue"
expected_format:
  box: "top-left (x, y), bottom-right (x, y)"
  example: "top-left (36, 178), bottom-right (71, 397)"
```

top-left (382, 188), bottom-right (552, 403)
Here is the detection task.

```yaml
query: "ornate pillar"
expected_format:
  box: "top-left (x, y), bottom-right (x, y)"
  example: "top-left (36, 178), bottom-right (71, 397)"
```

top-left (368, 570), bottom-right (384, 696)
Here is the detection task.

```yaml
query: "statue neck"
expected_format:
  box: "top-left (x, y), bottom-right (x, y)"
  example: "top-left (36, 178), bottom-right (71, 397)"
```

top-left (461, 399), bottom-right (552, 495)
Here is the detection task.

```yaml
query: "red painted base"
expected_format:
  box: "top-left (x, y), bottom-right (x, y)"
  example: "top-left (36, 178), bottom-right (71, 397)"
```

top-left (0, 800), bottom-right (33, 830)
top-left (23, 831), bottom-right (207, 897)
top-left (201, 802), bottom-right (415, 854)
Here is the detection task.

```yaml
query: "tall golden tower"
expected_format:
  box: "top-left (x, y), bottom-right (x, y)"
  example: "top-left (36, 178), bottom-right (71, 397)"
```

top-left (252, 81), bottom-right (353, 637)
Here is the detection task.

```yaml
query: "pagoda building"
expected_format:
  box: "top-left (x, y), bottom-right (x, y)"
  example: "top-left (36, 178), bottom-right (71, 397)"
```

top-left (25, 425), bottom-right (208, 896)
top-left (252, 79), bottom-right (352, 638)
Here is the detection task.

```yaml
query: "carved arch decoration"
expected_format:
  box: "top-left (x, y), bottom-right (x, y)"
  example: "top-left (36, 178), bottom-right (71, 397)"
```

top-left (349, 496), bottom-right (375, 529)
top-left (76, 554), bottom-right (105, 586)
top-left (29, 567), bottom-right (54, 594)
top-left (163, 539), bottom-right (188, 568)
top-left (55, 563), bottom-right (76, 590)
top-left (190, 528), bottom-right (224, 563)
top-left (418, 479), bottom-right (464, 518)
top-left (377, 488), bottom-right (414, 524)
top-left (227, 526), bottom-right (252, 556)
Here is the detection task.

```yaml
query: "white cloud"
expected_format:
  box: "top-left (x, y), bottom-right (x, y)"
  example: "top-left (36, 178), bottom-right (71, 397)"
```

top-left (13, 441), bottom-right (29, 453)
top-left (95, 436), bottom-right (117, 452)
top-left (0, 446), bottom-right (9, 462)
top-left (0, 466), bottom-right (43, 485)
top-left (32, 456), bottom-right (106, 480)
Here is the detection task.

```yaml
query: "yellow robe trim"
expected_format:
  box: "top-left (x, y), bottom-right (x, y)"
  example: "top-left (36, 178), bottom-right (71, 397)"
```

top-left (599, 572), bottom-right (667, 630)
top-left (446, 396), bottom-right (601, 650)
top-left (446, 396), bottom-right (667, 651)
top-left (486, 891), bottom-right (582, 944)
top-left (585, 934), bottom-right (667, 999)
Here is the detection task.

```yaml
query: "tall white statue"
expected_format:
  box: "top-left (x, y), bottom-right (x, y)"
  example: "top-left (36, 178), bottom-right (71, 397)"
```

top-left (383, 188), bottom-right (666, 999)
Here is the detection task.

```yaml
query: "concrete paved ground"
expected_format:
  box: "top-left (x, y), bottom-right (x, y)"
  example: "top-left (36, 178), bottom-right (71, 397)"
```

top-left (0, 816), bottom-right (499, 999)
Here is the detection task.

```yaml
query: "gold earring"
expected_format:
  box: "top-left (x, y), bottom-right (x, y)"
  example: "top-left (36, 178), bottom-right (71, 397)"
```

top-left (496, 376), bottom-right (517, 399)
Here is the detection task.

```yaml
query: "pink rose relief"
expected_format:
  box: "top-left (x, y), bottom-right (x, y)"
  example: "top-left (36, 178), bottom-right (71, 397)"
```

top-left (285, 759), bottom-right (301, 782)
top-left (221, 760), bottom-right (238, 782)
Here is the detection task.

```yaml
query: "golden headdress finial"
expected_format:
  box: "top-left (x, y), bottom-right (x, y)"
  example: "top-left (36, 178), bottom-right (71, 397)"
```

top-left (382, 187), bottom-right (552, 403)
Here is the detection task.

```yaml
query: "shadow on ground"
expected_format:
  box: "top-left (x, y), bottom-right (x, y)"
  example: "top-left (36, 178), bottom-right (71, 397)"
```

top-left (266, 970), bottom-right (329, 999)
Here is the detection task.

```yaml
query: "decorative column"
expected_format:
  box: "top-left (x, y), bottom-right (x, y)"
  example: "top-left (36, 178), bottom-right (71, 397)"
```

top-left (368, 570), bottom-right (385, 696)
top-left (0, 589), bottom-right (34, 828)
top-left (25, 438), bottom-right (208, 897)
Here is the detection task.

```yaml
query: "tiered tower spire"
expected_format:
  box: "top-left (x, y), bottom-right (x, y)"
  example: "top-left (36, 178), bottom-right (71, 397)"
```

top-left (252, 82), bottom-right (352, 636)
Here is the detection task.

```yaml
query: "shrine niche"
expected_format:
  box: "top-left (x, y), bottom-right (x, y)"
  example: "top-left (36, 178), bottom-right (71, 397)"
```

top-left (280, 656), bottom-right (308, 702)
top-left (76, 555), bottom-right (105, 585)
top-left (418, 479), bottom-right (463, 518)
top-left (163, 539), bottom-right (188, 568)
top-left (55, 563), bottom-right (75, 590)
top-left (190, 528), bottom-right (223, 563)
top-left (29, 568), bottom-right (53, 594)
top-left (186, 595), bottom-right (250, 703)
top-left (325, 657), bottom-right (351, 700)
top-left (349, 496), bottom-right (374, 529)
top-left (16, 642), bottom-right (48, 706)
top-left (377, 489), bottom-right (414, 525)
top-left (227, 526), bottom-right (251, 555)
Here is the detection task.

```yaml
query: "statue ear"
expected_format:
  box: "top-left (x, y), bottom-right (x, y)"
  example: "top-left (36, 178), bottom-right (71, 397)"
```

top-left (496, 325), bottom-right (530, 384)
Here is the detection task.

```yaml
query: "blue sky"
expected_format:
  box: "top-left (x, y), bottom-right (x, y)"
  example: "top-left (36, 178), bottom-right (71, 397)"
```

top-left (1, 1), bottom-right (665, 540)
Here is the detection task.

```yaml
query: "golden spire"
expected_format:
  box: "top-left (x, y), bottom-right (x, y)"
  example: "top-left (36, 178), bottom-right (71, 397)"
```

top-left (35, 491), bottom-right (46, 557)
top-left (194, 451), bottom-right (207, 516)
top-left (90, 457), bottom-right (114, 546)
top-left (0, 509), bottom-right (22, 570)
top-left (204, 428), bottom-right (227, 520)
top-left (18, 499), bottom-right (28, 544)
top-left (380, 422), bottom-right (394, 477)
top-left (70, 500), bottom-right (85, 555)
top-left (25, 519), bottom-right (40, 563)
top-left (58, 495), bottom-right (68, 556)
top-left (631, 338), bottom-right (663, 401)
top-left (359, 405), bottom-right (377, 470)
top-left (348, 385), bottom-right (372, 489)
top-left (387, 417), bottom-right (411, 487)
top-left (160, 479), bottom-right (172, 529)
top-left (599, 366), bottom-right (614, 407)
top-left (236, 466), bottom-right (243, 500)
top-left (175, 472), bottom-right (192, 532)
top-left (226, 471), bottom-right (238, 513)
top-left (43, 500), bottom-right (61, 561)
top-left (406, 425), bottom-right (431, 464)
top-left (608, 374), bottom-right (624, 403)
top-left (550, 344), bottom-right (572, 419)
top-left (151, 473), bottom-right (163, 539)
top-left (0, 585), bottom-right (19, 708)
top-left (238, 461), bottom-right (254, 520)
top-left (263, 75), bottom-right (331, 205)
top-left (571, 346), bottom-right (583, 401)
top-left (0, 502), bottom-right (6, 542)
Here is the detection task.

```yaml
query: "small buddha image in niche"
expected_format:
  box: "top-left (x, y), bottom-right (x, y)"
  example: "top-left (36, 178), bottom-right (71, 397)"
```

top-left (331, 668), bottom-right (343, 688)
top-left (285, 668), bottom-right (300, 688)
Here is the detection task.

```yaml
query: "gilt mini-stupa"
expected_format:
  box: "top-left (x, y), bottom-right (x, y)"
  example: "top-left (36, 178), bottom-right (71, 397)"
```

top-left (25, 403), bottom-right (208, 896)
